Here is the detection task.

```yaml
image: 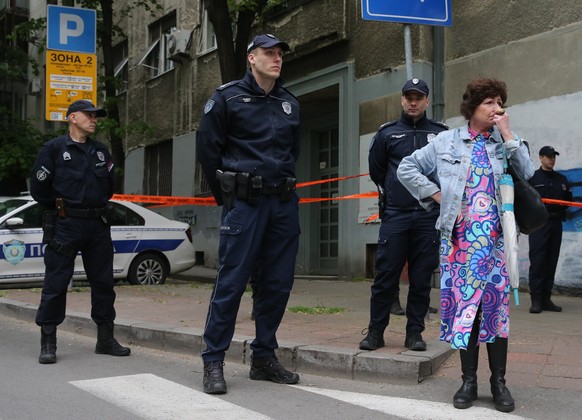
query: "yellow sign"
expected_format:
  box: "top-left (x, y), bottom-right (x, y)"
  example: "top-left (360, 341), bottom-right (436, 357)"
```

top-left (45, 50), bottom-right (97, 121)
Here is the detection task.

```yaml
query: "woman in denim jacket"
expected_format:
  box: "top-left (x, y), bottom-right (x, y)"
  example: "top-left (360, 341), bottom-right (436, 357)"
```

top-left (398, 78), bottom-right (534, 413)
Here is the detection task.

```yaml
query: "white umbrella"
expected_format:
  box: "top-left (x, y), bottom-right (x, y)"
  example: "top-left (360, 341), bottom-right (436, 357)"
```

top-left (499, 173), bottom-right (520, 305)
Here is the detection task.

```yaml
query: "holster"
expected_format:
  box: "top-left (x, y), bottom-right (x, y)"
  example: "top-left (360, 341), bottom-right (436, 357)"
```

top-left (41, 210), bottom-right (57, 244)
top-left (217, 170), bottom-right (236, 210)
top-left (377, 186), bottom-right (386, 217)
top-left (279, 177), bottom-right (296, 202)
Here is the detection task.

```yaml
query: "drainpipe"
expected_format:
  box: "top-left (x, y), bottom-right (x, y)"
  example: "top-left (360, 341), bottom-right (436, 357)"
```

top-left (433, 26), bottom-right (445, 121)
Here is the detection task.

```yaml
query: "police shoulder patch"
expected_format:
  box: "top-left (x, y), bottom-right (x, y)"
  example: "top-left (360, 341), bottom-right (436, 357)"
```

top-left (204, 99), bottom-right (215, 114)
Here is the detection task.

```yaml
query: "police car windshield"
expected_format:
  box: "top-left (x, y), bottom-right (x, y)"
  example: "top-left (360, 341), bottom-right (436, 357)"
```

top-left (0, 199), bottom-right (29, 217)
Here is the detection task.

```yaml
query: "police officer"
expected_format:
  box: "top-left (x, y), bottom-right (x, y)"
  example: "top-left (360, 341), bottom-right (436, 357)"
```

top-left (30, 100), bottom-right (130, 364)
top-left (528, 146), bottom-right (572, 314)
top-left (361, 79), bottom-right (448, 352)
top-left (196, 34), bottom-right (301, 394)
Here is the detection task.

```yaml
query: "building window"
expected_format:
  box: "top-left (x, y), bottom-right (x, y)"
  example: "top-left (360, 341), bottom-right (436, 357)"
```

top-left (137, 11), bottom-right (176, 78)
top-left (199, 0), bottom-right (217, 54)
top-left (143, 140), bottom-right (173, 196)
top-left (112, 40), bottom-right (128, 95)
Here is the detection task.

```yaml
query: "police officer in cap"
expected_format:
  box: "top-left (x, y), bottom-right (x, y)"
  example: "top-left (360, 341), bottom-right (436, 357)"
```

top-left (527, 146), bottom-right (572, 313)
top-left (361, 78), bottom-right (448, 352)
top-left (196, 34), bottom-right (301, 394)
top-left (30, 99), bottom-right (130, 364)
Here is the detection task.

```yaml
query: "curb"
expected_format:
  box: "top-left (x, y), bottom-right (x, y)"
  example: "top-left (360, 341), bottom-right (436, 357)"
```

top-left (0, 298), bottom-right (454, 384)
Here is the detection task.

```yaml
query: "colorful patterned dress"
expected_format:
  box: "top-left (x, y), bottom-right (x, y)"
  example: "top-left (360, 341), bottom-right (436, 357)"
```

top-left (439, 131), bottom-right (511, 350)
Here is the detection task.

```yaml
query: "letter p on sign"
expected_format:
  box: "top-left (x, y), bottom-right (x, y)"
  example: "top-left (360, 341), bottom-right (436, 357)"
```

top-left (60, 13), bottom-right (84, 45)
top-left (47, 5), bottom-right (96, 54)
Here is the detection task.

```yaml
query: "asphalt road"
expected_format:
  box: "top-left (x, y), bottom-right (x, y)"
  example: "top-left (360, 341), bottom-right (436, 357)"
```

top-left (2, 313), bottom-right (581, 419)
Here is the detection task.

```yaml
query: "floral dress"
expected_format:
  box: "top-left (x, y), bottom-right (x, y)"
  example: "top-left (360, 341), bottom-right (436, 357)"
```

top-left (439, 131), bottom-right (511, 350)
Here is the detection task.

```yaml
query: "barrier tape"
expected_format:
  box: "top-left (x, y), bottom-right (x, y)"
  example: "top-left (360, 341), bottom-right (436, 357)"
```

top-left (112, 176), bottom-right (580, 216)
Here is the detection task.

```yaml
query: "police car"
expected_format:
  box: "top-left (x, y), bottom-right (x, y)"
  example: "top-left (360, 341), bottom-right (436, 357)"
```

top-left (0, 196), bottom-right (196, 286)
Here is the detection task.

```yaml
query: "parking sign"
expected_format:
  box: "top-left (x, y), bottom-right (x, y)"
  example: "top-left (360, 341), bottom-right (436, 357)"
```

top-left (47, 5), bottom-right (96, 54)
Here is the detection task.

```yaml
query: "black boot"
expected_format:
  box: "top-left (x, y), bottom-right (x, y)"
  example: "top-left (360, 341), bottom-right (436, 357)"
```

top-left (487, 338), bottom-right (515, 413)
top-left (542, 296), bottom-right (562, 312)
top-left (95, 322), bottom-right (131, 356)
top-left (453, 345), bottom-right (479, 409)
top-left (359, 327), bottom-right (385, 350)
top-left (203, 361), bottom-right (227, 394)
top-left (529, 295), bottom-right (542, 314)
top-left (390, 297), bottom-right (405, 315)
top-left (39, 324), bottom-right (57, 364)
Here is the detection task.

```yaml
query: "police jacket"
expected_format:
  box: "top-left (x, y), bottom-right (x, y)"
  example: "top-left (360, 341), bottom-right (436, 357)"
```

top-left (397, 124), bottom-right (534, 239)
top-left (368, 112), bottom-right (447, 211)
top-left (528, 168), bottom-right (572, 219)
top-left (30, 134), bottom-right (114, 209)
top-left (196, 69), bottom-right (301, 204)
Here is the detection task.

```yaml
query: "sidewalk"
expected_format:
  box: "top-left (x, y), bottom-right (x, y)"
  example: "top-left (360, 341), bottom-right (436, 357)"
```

top-left (1, 265), bottom-right (581, 390)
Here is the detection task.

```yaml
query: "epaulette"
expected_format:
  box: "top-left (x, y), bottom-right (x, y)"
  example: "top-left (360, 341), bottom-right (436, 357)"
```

top-left (430, 119), bottom-right (449, 129)
top-left (216, 80), bottom-right (239, 91)
top-left (378, 120), bottom-right (397, 130)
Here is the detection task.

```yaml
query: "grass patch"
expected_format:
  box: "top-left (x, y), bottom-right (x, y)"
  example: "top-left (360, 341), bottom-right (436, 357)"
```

top-left (288, 305), bottom-right (346, 315)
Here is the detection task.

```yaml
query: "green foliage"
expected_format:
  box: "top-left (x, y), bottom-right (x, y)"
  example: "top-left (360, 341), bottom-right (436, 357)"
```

top-left (0, 106), bottom-right (53, 180)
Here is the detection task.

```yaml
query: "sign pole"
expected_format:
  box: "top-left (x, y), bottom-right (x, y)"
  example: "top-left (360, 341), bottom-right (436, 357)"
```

top-left (403, 24), bottom-right (413, 79)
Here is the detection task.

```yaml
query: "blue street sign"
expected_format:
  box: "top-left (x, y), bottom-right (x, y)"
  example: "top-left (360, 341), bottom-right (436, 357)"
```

top-left (47, 5), bottom-right (96, 54)
top-left (362, 0), bottom-right (452, 27)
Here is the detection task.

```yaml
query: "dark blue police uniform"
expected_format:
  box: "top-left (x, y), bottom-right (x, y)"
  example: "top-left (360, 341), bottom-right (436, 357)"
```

top-left (367, 112), bottom-right (447, 341)
top-left (528, 167), bottom-right (571, 306)
top-left (30, 134), bottom-right (116, 326)
top-left (197, 69), bottom-right (300, 362)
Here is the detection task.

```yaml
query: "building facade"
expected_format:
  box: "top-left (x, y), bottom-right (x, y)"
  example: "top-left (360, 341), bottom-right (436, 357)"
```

top-left (19, 0), bottom-right (582, 291)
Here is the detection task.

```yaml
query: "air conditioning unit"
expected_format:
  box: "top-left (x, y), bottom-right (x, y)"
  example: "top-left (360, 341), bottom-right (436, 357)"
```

top-left (167, 28), bottom-right (192, 60)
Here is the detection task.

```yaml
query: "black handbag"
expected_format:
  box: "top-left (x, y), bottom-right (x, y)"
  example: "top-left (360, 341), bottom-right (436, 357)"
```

top-left (507, 162), bottom-right (548, 235)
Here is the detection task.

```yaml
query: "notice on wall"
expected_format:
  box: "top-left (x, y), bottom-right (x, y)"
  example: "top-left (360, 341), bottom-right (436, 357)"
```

top-left (45, 50), bottom-right (97, 121)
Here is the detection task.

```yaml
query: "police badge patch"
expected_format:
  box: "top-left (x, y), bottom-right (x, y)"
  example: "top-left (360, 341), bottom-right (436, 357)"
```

top-left (3, 239), bottom-right (26, 265)
top-left (36, 169), bottom-right (48, 181)
top-left (204, 99), bottom-right (215, 114)
top-left (282, 101), bottom-right (292, 115)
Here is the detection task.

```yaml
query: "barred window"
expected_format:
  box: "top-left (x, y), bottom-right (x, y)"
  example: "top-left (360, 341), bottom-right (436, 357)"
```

top-left (143, 140), bottom-right (172, 196)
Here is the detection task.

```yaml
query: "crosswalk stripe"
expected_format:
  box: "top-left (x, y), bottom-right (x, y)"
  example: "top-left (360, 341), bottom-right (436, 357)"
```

top-left (292, 385), bottom-right (531, 420)
top-left (70, 373), bottom-right (272, 420)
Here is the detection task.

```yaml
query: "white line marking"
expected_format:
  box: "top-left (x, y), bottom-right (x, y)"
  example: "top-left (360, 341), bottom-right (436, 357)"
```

top-left (292, 385), bottom-right (532, 420)
top-left (70, 373), bottom-right (272, 420)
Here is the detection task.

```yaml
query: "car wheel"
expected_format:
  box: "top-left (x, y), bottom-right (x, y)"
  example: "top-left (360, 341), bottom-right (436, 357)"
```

top-left (127, 253), bottom-right (168, 285)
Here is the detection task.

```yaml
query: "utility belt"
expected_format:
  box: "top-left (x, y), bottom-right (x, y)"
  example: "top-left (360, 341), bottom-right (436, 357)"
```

top-left (55, 197), bottom-right (108, 220)
top-left (216, 170), bottom-right (296, 210)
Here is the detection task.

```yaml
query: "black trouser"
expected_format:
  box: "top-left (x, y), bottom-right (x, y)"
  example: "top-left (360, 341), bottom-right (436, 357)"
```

top-left (369, 209), bottom-right (439, 334)
top-left (528, 218), bottom-right (563, 299)
top-left (36, 216), bottom-right (116, 326)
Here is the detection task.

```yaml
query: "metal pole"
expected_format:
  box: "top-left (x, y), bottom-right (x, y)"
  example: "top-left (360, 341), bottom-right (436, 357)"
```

top-left (404, 24), bottom-right (413, 79)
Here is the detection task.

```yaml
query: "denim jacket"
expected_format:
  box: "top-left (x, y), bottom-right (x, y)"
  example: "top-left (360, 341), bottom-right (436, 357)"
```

top-left (397, 123), bottom-right (535, 239)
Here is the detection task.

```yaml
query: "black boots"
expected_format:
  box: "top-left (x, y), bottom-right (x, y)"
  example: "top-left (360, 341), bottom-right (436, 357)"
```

top-left (359, 327), bottom-right (385, 350)
top-left (39, 324), bottom-right (57, 364)
top-left (453, 345), bottom-right (479, 409)
top-left (390, 297), bottom-right (405, 315)
top-left (529, 295), bottom-right (542, 313)
top-left (487, 338), bottom-right (515, 413)
top-left (542, 297), bottom-right (562, 312)
top-left (250, 356), bottom-right (300, 384)
top-left (531, 294), bottom-right (563, 313)
top-left (203, 361), bottom-right (227, 394)
top-left (95, 322), bottom-right (131, 356)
